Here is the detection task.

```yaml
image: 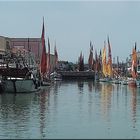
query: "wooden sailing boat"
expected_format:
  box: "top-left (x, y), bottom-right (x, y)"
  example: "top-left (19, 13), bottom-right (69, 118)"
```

top-left (88, 41), bottom-right (94, 71)
top-left (40, 18), bottom-right (51, 86)
top-left (100, 41), bottom-right (107, 82)
top-left (106, 36), bottom-right (113, 80)
top-left (128, 42), bottom-right (137, 87)
top-left (50, 41), bottom-right (62, 81)
top-left (100, 36), bottom-right (113, 82)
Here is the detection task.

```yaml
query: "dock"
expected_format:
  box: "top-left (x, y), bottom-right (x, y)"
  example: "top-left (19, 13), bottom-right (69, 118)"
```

top-left (58, 71), bottom-right (95, 80)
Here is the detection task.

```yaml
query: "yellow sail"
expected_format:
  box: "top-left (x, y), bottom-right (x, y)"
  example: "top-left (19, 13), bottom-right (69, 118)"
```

top-left (102, 44), bottom-right (107, 77)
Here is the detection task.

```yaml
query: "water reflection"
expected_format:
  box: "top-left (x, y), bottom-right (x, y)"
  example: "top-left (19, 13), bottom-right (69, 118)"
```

top-left (87, 80), bottom-right (93, 92)
top-left (0, 93), bottom-right (35, 138)
top-left (39, 87), bottom-right (50, 138)
top-left (77, 80), bottom-right (84, 93)
top-left (100, 83), bottom-right (113, 122)
top-left (129, 86), bottom-right (137, 129)
top-left (0, 81), bottom-right (140, 138)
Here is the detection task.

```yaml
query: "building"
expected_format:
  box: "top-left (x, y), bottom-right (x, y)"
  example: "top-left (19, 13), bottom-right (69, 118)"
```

top-left (0, 36), bottom-right (56, 72)
top-left (10, 38), bottom-right (42, 63)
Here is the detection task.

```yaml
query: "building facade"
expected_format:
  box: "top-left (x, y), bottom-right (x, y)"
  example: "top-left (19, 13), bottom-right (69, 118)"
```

top-left (0, 36), bottom-right (56, 72)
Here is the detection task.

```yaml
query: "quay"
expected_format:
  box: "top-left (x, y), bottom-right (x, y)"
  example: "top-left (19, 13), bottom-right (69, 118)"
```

top-left (58, 71), bottom-right (95, 80)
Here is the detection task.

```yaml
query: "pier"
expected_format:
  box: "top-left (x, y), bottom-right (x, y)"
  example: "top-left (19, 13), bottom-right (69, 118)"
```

top-left (58, 71), bottom-right (95, 80)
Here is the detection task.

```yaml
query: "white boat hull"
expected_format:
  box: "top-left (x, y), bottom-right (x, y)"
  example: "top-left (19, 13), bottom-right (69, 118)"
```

top-left (121, 80), bottom-right (128, 85)
top-left (136, 80), bottom-right (140, 87)
top-left (3, 79), bottom-right (40, 93)
top-left (112, 79), bottom-right (121, 84)
top-left (99, 77), bottom-right (112, 83)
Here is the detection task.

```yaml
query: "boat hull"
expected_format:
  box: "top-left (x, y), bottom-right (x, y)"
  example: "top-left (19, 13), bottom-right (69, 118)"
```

top-left (136, 79), bottom-right (140, 87)
top-left (121, 80), bottom-right (128, 85)
top-left (112, 79), bottom-right (121, 84)
top-left (99, 77), bottom-right (112, 83)
top-left (3, 79), bottom-right (40, 93)
top-left (128, 79), bottom-right (136, 87)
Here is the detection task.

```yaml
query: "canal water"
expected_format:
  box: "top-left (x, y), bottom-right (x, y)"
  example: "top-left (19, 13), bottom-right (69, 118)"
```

top-left (0, 80), bottom-right (140, 139)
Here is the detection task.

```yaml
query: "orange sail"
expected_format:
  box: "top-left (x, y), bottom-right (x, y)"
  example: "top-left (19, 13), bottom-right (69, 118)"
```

top-left (40, 18), bottom-right (47, 75)
top-left (107, 36), bottom-right (113, 77)
top-left (131, 42), bottom-right (137, 79)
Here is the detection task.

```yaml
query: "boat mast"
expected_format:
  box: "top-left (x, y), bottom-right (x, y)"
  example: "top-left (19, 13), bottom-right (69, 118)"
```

top-left (28, 38), bottom-right (31, 68)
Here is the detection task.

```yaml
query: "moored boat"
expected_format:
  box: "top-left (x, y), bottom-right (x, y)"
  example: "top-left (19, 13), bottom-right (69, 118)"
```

top-left (3, 77), bottom-right (40, 93)
top-left (100, 37), bottom-right (113, 83)
top-left (99, 77), bottom-right (112, 83)
top-left (50, 71), bottom-right (62, 81)
top-left (121, 79), bottom-right (128, 85)
top-left (136, 79), bottom-right (140, 87)
top-left (128, 79), bottom-right (136, 87)
top-left (0, 66), bottom-right (41, 93)
top-left (0, 40), bottom-right (42, 93)
top-left (112, 78), bottom-right (121, 84)
top-left (128, 43), bottom-right (137, 87)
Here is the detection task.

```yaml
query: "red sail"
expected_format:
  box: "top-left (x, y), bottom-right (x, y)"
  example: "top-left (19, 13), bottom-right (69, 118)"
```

top-left (107, 36), bottom-right (112, 66)
top-left (41, 18), bottom-right (47, 75)
top-left (54, 42), bottom-right (58, 66)
top-left (88, 41), bottom-right (93, 70)
top-left (47, 38), bottom-right (51, 75)
top-left (131, 43), bottom-right (137, 78)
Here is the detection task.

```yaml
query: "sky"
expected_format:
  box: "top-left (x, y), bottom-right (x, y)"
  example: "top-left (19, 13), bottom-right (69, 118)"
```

top-left (0, 0), bottom-right (140, 63)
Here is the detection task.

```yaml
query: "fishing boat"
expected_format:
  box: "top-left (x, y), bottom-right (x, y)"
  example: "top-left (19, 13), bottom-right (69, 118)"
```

top-left (0, 48), bottom-right (41, 93)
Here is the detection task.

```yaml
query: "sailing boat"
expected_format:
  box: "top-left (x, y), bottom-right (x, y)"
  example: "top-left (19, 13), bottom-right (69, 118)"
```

top-left (100, 36), bottom-right (113, 82)
top-left (50, 41), bottom-right (62, 81)
top-left (128, 42), bottom-right (137, 87)
top-left (40, 18), bottom-right (51, 86)
top-left (106, 36), bottom-right (113, 82)
top-left (88, 41), bottom-right (94, 71)
top-left (100, 41), bottom-right (107, 82)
